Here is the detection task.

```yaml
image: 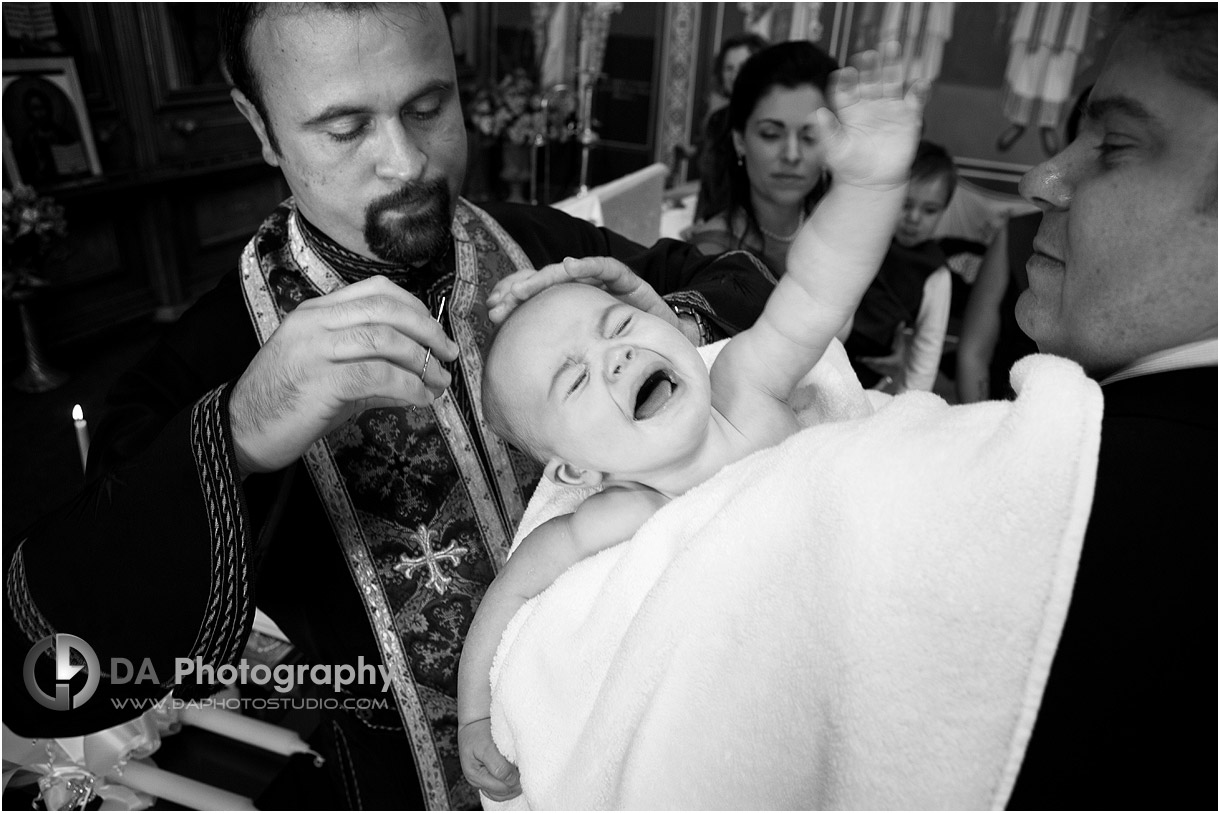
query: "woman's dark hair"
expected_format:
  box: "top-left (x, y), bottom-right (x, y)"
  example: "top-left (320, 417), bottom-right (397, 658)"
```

top-left (711, 32), bottom-right (770, 95)
top-left (718, 41), bottom-right (840, 251)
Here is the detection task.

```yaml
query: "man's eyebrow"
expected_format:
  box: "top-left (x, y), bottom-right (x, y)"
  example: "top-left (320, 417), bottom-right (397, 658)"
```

top-left (302, 104), bottom-right (368, 128)
top-left (1083, 94), bottom-right (1157, 125)
top-left (302, 81), bottom-right (453, 128)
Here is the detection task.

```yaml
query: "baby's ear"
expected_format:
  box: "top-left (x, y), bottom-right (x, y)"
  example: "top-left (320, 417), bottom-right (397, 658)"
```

top-left (543, 459), bottom-right (604, 488)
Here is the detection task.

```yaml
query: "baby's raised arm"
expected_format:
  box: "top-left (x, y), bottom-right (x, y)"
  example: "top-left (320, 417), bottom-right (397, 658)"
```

top-left (715, 44), bottom-right (926, 406)
top-left (457, 486), bottom-right (666, 799)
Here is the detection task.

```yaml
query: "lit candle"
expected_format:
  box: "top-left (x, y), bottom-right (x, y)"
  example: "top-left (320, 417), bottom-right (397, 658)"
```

top-left (71, 404), bottom-right (89, 472)
top-left (110, 759), bottom-right (257, 810)
top-left (179, 706), bottom-right (320, 763)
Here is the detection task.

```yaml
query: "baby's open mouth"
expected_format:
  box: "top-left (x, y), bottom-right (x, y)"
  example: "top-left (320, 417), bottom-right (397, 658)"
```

top-left (633, 369), bottom-right (678, 421)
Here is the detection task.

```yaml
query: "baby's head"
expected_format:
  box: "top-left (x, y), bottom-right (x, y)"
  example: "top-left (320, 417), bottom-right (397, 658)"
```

top-left (895, 140), bottom-right (957, 248)
top-left (482, 283), bottom-right (712, 488)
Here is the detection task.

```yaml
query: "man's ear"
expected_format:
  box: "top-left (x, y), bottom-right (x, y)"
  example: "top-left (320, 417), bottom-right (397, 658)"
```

top-left (543, 458), bottom-right (604, 488)
top-left (231, 88), bottom-right (280, 167)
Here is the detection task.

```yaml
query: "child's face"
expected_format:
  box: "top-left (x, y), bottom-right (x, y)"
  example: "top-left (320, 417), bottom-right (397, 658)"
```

top-left (486, 284), bottom-right (711, 482)
top-left (895, 175), bottom-right (951, 247)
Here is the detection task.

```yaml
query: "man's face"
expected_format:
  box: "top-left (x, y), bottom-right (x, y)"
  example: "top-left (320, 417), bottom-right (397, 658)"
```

top-left (487, 284), bottom-right (711, 484)
top-left (241, 4), bottom-right (467, 265)
top-left (1015, 27), bottom-right (1217, 376)
top-left (895, 175), bottom-right (950, 247)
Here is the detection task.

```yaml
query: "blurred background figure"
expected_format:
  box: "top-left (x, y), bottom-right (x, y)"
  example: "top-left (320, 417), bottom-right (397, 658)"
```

top-left (692, 32), bottom-right (770, 223)
top-left (844, 140), bottom-right (957, 393)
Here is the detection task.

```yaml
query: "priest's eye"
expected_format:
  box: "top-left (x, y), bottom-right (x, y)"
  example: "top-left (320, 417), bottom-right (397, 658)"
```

top-left (329, 123), bottom-right (368, 143)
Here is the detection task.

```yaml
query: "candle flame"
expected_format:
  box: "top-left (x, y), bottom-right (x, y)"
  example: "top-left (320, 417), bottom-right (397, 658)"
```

top-left (72, 404), bottom-right (84, 421)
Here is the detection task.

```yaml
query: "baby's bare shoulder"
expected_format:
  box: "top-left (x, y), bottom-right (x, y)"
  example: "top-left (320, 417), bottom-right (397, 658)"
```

top-left (569, 487), bottom-right (668, 554)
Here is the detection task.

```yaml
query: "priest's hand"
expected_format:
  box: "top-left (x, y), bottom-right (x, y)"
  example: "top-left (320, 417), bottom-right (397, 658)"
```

top-left (228, 276), bottom-right (459, 476)
top-left (486, 256), bottom-right (701, 344)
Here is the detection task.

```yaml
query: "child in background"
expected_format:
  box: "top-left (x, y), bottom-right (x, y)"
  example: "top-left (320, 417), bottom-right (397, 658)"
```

top-left (844, 139), bottom-right (956, 392)
top-left (458, 46), bottom-right (926, 802)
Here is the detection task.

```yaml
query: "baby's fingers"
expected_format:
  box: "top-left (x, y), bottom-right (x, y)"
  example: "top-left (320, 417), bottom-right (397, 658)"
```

top-left (474, 754), bottom-right (521, 800)
top-left (905, 78), bottom-right (930, 115)
top-left (878, 40), bottom-right (905, 99)
top-left (848, 48), bottom-right (881, 99)
top-left (829, 64), bottom-right (860, 111)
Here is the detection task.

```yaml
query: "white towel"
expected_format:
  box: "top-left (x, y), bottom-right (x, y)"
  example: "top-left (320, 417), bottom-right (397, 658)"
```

top-left (485, 344), bottom-right (1102, 810)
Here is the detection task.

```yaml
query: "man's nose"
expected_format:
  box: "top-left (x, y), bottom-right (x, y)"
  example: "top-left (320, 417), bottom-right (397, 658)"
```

top-left (1019, 148), bottom-right (1075, 212)
top-left (375, 119), bottom-right (427, 182)
top-left (607, 345), bottom-right (635, 379)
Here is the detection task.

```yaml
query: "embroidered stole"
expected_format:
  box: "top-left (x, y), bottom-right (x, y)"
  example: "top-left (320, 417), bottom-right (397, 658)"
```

top-left (239, 199), bottom-right (542, 809)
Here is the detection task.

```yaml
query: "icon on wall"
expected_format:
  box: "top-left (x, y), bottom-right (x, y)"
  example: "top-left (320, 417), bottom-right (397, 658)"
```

top-left (3, 57), bottom-right (102, 187)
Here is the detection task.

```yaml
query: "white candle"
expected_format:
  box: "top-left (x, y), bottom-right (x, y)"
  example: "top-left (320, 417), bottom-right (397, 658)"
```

top-left (72, 404), bottom-right (89, 472)
top-left (179, 706), bottom-right (319, 762)
top-left (110, 759), bottom-right (257, 810)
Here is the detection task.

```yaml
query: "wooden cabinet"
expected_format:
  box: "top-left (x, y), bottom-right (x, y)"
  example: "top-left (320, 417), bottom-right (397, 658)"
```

top-left (3, 3), bottom-right (287, 355)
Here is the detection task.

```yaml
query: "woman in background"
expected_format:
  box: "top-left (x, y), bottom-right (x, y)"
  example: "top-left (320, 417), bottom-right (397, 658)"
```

top-left (693, 32), bottom-right (770, 222)
top-left (688, 41), bottom-right (839, 280)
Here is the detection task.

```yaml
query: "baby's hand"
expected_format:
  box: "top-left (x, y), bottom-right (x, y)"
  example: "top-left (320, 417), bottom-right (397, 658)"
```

top-left (458, 717), bottom-right (522, 801)
top-left (811, 41), bottom-right (927, 191)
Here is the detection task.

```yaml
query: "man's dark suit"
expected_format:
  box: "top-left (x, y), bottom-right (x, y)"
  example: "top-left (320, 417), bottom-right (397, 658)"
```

top-left (1010, 365), bottom-right (1218, 809)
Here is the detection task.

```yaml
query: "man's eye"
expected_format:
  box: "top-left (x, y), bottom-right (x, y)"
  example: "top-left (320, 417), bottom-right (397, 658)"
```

top-left (1096, 140), bottom-right (1130, 168)
top-left (408, 103), bottom-right (442, 121)
top-left (328, 123), bottom-right (367, 143)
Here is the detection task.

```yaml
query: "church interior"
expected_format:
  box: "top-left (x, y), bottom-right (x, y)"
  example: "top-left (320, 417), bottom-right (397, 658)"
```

top-left (2, 2), bottom-right (1124, 808)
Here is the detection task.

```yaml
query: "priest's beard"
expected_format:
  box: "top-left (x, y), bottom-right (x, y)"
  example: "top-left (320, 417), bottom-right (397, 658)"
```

top-left (364, 179), bottom-right (452, 266)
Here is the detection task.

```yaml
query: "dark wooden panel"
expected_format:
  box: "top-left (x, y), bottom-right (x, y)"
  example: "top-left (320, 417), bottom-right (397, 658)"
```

top-left (151, 104), bottom-right (264, 166)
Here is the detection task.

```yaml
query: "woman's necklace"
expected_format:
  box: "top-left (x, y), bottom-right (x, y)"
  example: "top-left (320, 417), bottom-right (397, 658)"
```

top-left (759, 217), bottom-right (803, 243)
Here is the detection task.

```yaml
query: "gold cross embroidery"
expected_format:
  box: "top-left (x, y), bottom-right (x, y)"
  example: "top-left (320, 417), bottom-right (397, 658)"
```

top-left (392, 524), bottom-right (469, 595)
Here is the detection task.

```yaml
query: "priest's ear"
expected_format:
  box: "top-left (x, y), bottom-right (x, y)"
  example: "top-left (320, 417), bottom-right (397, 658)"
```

top-left (543, 459), bottom-right (604, 488)
top-left (231, 88), bottom-right (280, 168)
